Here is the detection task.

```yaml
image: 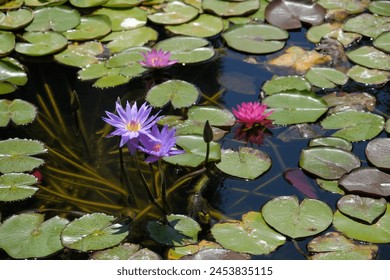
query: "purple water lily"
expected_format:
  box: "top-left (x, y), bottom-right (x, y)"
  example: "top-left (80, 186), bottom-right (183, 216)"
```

top-left (138, 125), bottom-right (184, 163)
top-left (102, 100), bottom-right (161, 153)
top-left (139, 49), bottom-right (178, 69)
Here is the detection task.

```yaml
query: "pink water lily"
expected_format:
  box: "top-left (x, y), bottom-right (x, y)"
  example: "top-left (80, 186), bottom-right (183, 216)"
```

top-left (139, 49), bottom-right (178, 68)
top-left (233, 102), bottom-right (273, 128)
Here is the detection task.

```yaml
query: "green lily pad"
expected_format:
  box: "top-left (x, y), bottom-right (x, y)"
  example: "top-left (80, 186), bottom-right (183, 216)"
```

top-left (211, 211), bottom-right (286, 255)
top-left (23, 0), bottom-right (67, 7)
top-left (215, 147), bottom-right (271, 180)
top-left (343, 13), bottom-right (390, 39)
top-left (25, 6), bottom-right (80, 32)
top-left (0, 99), bottom-right (37, 126)
top-left (0, 213), bottom-right (68, 259)
top-left (69, 0), bottom-right (108, 8)
top-left (78, 62), bottom-right (109, 80)
top-left (309, 136), bottom-right (353, 151)
top-left (0, 57), bottom-right (28, 94)
top-left (365, 138), bottom-right (390, 169)
top-left (54, 42), bottom-right (107, 68)
top-left (167, 240), bottom-right (223, 260)
top-left (305, 67), bottom-right (349, 88)
top-left (347, 65), bottom-right (390, 85)
top-left (316, 179), bottom-right (345, 195)
top-left (347, 46), bottom-right (390, 71)
top-left (0, 173), bottom-right (38, 202)
top-left (306, 23), bottom-right (340, 43)
top-left (339, 167), bottom-right (390, 197)
top-left (0, 8), bottom-right (34, 30)
top-left (262, 75), bottom-right (311, 96)
top-left (299, 146), bottom-right (361, 180)
top-left (333, 204), bottom-right (390, 243)
top-left (15, 31), bottom-right (68, 56)
top-left (61, 213), bottom-right (129, 252)
top-left (262, 196), bottom-right (333, 239)
top-left (386, 119), bottom-right (390, 133)
top-left (187, 105), bottom-right (236, 127)
top-left (202, 0), bottom-right (260, 17)
top-left (369, 1), bottom-right (390, 16)
top-left (63, 15), bottom-right (112, 41)
top-left (337, 194), bottom-right (387, 224)
top-left (222, 23), bottom-right (288, 54)
top-left (308, 232), bottom-right (378, 260)
top-left (166, 14), bottom-right (223, 38)
top-left (0, 31), bottom-right (15, 55)
top-left (163, 135), bottom-right (221, 167)
top-left (148, 1), bottom-right (199, 25)
top-left (93, 72), bottom-right (131, 89)
top-left (90, 243), bottom-right (161, 260)
top-left (316, 0), bottom-right (369, 14)
top-left (320, 111), bottom-right (385, 142)
top-left (0, 0), bottom-right (23, 9)
top-left (154, 36), bottom-right (215, 64)
top-left (147, 214), bottom-right (201, 246)
top-left (180, 248), bottom-right (250, 260)
top-left (0, 138), bottom-right (46, 173)
top-left (322, 92), bottom-right (376, 112)
top-left (102, 0), bottom-right (143, 8)
top-left (101, 27), bottom-right (158, 53)
top-left (93, 7), bottom-right (146, 31)
top-left (146, 80), bottom-right (200, 109)
top-left (373, 31), bottom-right (390, 53)
top-left (263, 91), bottom-right (328, 125)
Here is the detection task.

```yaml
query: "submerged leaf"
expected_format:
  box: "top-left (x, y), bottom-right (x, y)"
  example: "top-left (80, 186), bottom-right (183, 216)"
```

top-left (284, 168), bottom-right (318, 198)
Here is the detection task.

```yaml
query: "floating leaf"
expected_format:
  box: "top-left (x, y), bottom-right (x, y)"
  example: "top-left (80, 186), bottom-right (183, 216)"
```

top-left (93, 7), bottom-right (146, 31)
top-left (365, 138), bottom-right (390, 169)
top-left (339, 167), bottom-right (390, 197)
top-left (262, 75), bottom-right (311, 96)
top-left (262, 196), bottom-right (333, 239)
top-left (0, 57), bottom-right (28, 94)
top-left (373, 31), bottom-right (390, 53)
top-left (63, 15), bottom-right (112, 41)
top-left (102, 0), bottom-right (142, 8)
top-left (61, 213), bottom-right (129, 252)
top-left (154, 36), bottom-right (215, 64)
top-left (347, 65), bottom-right (390, 85)
top-left (0, 214), bottom-right (68, 259)
top-left (305, 67), bottom-right (348, 88)
top-left (386, 119), bottom-right (390, 133)
top-left (211, 211), bottom-right (286, 255)
top-left (316, 0), bottom-right (369, 14)
top-left (284, 168), bottom-right (317, 198)
top-left (347, 46), bottom-right (390, 71)
top-left (90, 243), bottom-right (161, 260)
top-left (147, 214), bottom-right (201, 246)
top-left (187, 106), bottom-right (236, 127)
top-left (320, 111), bottom-right (384, 142)
top-left (148, 1), bottom-right (199, 25)
top-left (268, 46), bottom-right (332, 72)
top-left (166, 14), bottom-right (223, 38)
top-left (343, 13), bottom-right (390, 39)
top-left (93, 72), bottom-right (130, 88)
top-left (15, 31), bottom-right (68, 56)
top-left (309, 136), bottom-right (353, 151)
top-left (180, 248), bottom-right (251, 260)
top-left (369, 1), bottom-right (390, 16)
top-left (25, 6), bottom-right (80, 32)
top-left (167, 240), bottom-right (222, 260)
top-left (337, 194), bottom-right (387, 224)
top-left (54, 42), bottom-right (107, 68)
top-left (163, 135), bottom-right (221, 167)
top-left (265, 0), bottom-right (325, 30)
top-left (146, 80), bottom-right (200, 109)
top-left (306, 23), bottom-right (341, 43)
top-left (202, 0), bottom-right (260, 17)
top-left (263, 91), bottom-right (328, 125)
top-left (222, 24), bottom-right (288, 54)
top-left (333, 204), bottom-right (390, 243)
top-left (0, 173), bottom-right (38, 202)
top-left (0, 99), bottom-right (37, 126)
top-left (0, 31), bottom-right (14, 55)
top-left (69, 0), bottom-right (108, 8)
top-left (299, 147), bottom-right (361, 180)
top-left (322, 92), bottom-right (376, 112)
top-left (0, 8), bottom-right (33, 30)
top-left (316, 178), bottom-right (345, 195)
top-left (308, 232), bottom-right (378, 260)
top-left (216, 147), bottom-right (271, 180)
top-left (0, 138), bottom-right (46, 173)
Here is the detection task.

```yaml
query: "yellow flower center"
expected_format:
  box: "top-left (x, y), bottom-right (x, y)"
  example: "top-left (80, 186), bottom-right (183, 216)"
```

top-left (153, 143), bottom-right (162, 152)
top-left (125, 121), bottom-right (141, 132)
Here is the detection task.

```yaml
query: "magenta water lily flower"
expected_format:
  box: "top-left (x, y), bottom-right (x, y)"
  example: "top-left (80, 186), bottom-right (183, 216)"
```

top-left (139, 49), bottom-right (178, 68)
top-left (138, 125), bottom-right (184, 163)
top-left (233, 102), bottom-right (273, 128)
top-left (102, 100), bottom-right (162, 152)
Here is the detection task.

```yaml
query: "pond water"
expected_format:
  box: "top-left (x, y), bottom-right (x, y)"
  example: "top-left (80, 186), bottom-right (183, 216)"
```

top-left (1, 1), bottom-right (390, 260)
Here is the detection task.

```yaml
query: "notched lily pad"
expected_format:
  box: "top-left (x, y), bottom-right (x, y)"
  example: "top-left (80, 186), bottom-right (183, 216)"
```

top-left (265, 0), bottom-right (326, 30)
top-left (316, 178), bottom-right (345, 195)
top-left (166, 14), bottom-right (223, 38)
top-left (347, 65), bottom-right (390, 85)
top-left (210, 211), bottom-right (286, 255)
top-left (365, 138), bottom-right (390, 170)
top-left (308, 232), bottom-right (378, 260)
top-left (202, 0), bottom-right (260, 17)
top-left (90, 243), bottom-right (161, 260)
top-left (262, 196), bottom-right (333, 239)
top-left (309, 136), bottom-right (352, 151)
top-left (305, 67), bottom-right (348, 88)
top-left (339, 167), bottom-right (390, 197)
top-left (0, 99), bottom-right (37, 126)
top-left (0, 8), bottom-right (34, 30)
top-left (180, 248), bottom-right (251, 260)
top-left (262, 75), bottom-right (311, 96)
top-left (322, 92), bottom-right (376, 112)
top-left (347, 46), bottom-right (390, 71)
top-left (54, 42), bottom-right (107, 68)
top-left (343, 13), bottom-right (390, 39)
top-left (0, 172), bottom-right (38, 202)
top-left (337, 194), bottom-right (387, 224)
top-left (15, 31), bottom-right (68, 56)
top-left (148, 1), bottom-right (199, 25)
